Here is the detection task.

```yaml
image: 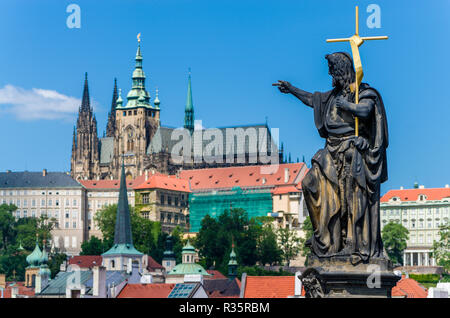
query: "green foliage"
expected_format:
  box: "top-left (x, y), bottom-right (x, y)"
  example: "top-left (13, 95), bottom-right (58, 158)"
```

top-left (150, 226), bottom-right (185, 264)
top-left (0, 204), bottom-right (18, 251)
top-left (298, 216), bottom-right (313, 258)
top-left (409, 273), bottom-right (440, 284)
top-left (93, 203), bottom-right (161, 254)
top-left (432, 223), bottom-right (450, 272)
top-left (0, 252), bottom-right (27, 281)
top-left (237, 265), bottom-right (294, 277)
top-left (381, 222), bottom-right (409, 265)
top-left (277, 227), bottom-right (302, 265)
top-left (196, 209), bottom-right (283, 274)
top-left (48, 253), bottom-right (68, 279)
top-left (80, 236), bottom-right (110, 255)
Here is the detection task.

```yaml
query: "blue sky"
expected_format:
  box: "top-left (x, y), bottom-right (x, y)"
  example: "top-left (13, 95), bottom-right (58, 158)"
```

top-left (0, 0), bottom-right (449, 195)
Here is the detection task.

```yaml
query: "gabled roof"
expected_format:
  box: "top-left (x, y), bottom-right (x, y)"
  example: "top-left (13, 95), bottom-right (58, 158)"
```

top-left (243, 276), bottom-right (295, 298)
top-left (271, 184), bottom-right (301, 195)
top-left (180, 163), bottom-right (306, 191)
top-left (118, 283), bottom-right (176, 298)
top-left (205, 270), bottom-right (227, 280)
top-left (147, 255), bottom-right (164, 271)
top-left (392, 276), bottom-right (428, 298)
top-left (133, 174), bottom-right (191, 193)
top-left (381, 187), bottom-right (450, 203)
top-left (0, 171), bottom-right (81, 189)
top-left (203, 278), bottom-right (241, 298)
top-left (68, 255), bottom-right (102, 268)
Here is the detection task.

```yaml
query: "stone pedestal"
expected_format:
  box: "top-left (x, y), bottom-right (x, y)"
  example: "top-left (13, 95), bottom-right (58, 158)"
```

top-left (300, 256), bottom-right (401, 298)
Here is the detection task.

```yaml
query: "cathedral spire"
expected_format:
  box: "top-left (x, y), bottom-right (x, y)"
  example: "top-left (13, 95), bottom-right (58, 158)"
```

top-left (106, 78), bottom-right (118, 137)
top-left (184, 69), bottom-right (194, 134)
top-left (81, 72), bottom-right (90, 112)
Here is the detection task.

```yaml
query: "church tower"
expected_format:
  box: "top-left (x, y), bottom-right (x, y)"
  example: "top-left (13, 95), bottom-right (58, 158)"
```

top-left (112, 38), bottom-right (160, 179)
top-left (106, 78), bottom-right (118, 137)
top-left (184, 71), bottom-right (194, 134)
top-left (71, 73), bottom-right (100, 180)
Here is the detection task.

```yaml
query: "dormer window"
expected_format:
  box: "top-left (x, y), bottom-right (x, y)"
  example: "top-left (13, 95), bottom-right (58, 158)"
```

top-left (418, 194), bottom-right (426, 201)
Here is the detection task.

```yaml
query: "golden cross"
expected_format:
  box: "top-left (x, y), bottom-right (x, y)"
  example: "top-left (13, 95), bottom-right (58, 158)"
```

top-left (326, 6), bottom-right (388, 136)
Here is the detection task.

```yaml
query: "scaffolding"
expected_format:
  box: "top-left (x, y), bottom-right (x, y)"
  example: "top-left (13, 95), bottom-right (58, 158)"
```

top-left (188, 186), bottom-right (273, 232)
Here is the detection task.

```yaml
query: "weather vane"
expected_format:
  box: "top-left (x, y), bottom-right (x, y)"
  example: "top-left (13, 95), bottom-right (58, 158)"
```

top-left (326, 6), bottom-right (388, 136)
top-left (137, 33), bottom-right (141, 43)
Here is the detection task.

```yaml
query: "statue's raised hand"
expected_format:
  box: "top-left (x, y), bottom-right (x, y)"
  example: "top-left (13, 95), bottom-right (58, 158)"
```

top-left (272, 80), bottom-right (292, 94)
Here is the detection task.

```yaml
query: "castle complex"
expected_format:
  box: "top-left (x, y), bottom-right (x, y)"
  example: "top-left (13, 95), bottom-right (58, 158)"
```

top-left (71, 40), bottom-right (282, 181)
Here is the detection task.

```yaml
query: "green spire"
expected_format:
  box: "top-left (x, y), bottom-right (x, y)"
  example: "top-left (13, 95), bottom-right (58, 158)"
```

top-left (184, 70), bottom-right (194, 133)
top-left (228, 242), bottom-right (238, 280)
top-left (102, 161), bottom-right (142, 256)
top-left (26, 239), bottom-right (42, 268)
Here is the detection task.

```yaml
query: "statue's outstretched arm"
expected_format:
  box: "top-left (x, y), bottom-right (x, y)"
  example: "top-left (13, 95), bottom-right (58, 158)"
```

top-left (273, 80), bottom-right (313, 108)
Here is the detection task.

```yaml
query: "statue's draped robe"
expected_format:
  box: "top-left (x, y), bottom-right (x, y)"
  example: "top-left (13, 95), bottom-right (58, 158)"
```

top-left (302, 83), bottom-right (388, 262)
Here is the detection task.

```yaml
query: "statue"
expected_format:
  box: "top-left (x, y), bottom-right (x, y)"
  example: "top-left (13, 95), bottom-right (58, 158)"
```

top-left (273, 7), bottom-right (399, 297)
top-left (274, 51), bottom-right (388, 264)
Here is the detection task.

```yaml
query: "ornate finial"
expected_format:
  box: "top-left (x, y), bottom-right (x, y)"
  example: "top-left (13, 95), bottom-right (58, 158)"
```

top-left (137, 33), bottom-right (141, 43)
top-left (188, 67), bottom-right (191, 76)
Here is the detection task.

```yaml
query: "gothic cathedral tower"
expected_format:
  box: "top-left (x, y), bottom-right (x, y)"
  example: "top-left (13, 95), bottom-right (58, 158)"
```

top-left (112, 39), bottom-right (160, 179)
top-left (71, 73), bottom-right (100, 180)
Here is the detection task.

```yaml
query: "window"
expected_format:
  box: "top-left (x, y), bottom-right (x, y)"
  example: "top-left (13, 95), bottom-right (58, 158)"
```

top-left (142, 193), bottom-right (149, 204)
top-left (72, 210), bottom-right (78, 218)
top-left (64, 236), bottom-right (69, 248)
top-left (73, 199), bottom-right (77, 206)
top-left (16, 211), bottom-right (20, 218)
top-left (65, 211), bottom-right (70, 218)
top-left (73, 222), bottom-right (77, 229)
top-left (31, 210), bottom-right (36, 217)
top-left (168, 196), bottom-right (172, 205)
top-left (142, 212), bottom-right (149, 219)
top-left (123, 111), bottom-right (126, 116)
top-left (111, 260), bottom-right (115, 268)
top-left (55, 199), bottom-right (59, 206)
top-left (54, 210), bottom-right (59, 218)
top-left (48, 199), bottom-right (52, 206)
top-left (65, 222), bottom-right (69, 229)
top-left (175, 197), bottom-right (179, 206)
top-left (16, 199), bottom-right (20, 207)
top-left (160, 195), bottom-right (165, 205)
top-left (32, 199), bottom-right (35, 207)
top-left (66, 199), bottom-right (70, 206)
top-left (41, 199), bottom-right (45, 206)
top-left (134, 110), bottom-right (137, 115)
top-left (23, 199), bottom-right (28, 207)
top-left (23, 210), bottom-right (27, 217)
top-left (411, 220), bottom-right (416, 228)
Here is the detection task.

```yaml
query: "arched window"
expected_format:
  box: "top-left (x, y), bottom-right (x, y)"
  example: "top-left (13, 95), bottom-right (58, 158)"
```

top-left (111, 260), bottom-right (115, 269)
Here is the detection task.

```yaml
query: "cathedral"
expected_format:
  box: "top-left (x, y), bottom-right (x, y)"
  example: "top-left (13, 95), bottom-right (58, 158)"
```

top-left (71, 40), bottom-right (283, 181)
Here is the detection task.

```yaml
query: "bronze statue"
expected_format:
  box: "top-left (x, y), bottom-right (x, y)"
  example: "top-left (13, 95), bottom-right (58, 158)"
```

top-left (273, 52), bottom-right (389, 265)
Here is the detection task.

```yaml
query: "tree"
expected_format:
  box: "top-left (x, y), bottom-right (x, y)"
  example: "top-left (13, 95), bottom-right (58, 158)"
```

top-left (257, 221), bottom-right (282, 266)
top-left (382, 222), bottom-right (409, 265)
top-left (277, 227), bottom-right (302, 265)
top-left (0, 204), bottom-right (17, 251)
top-left (80, 236), bottom-right (108, 255)
top-left (48, 253), bottom-right (68, 279)
top-left (298, 216), bottom-right (313, 258)
top-left (93, 204), bottom-right (161, 254)
top-left (432, 222), bottom-right (449, 272)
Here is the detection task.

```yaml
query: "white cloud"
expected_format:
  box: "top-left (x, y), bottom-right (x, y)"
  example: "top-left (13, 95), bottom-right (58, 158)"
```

top-left (0, 84), bottom-right (85, 121)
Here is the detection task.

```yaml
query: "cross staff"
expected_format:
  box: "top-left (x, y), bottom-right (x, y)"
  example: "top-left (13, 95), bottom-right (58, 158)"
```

top-left (326, 6), bottom-right (388, 136)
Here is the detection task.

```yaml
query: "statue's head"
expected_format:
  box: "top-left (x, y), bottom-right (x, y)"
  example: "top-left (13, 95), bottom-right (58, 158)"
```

top-left (325, 52), bottom-right (355, 90)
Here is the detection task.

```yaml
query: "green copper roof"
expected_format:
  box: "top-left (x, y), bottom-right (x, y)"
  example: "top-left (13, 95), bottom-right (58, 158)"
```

top-left (26, 240), bottom-right (42, 268)
top-left (184, 72), bottom-right (194, 133)
top-left (102, 162), bottom-right (143, 257)
top-left (181, 240), bottom-right (195, 254)
top-left (116, 41), bottom-right (156, 110)
top-left (167, 263), bottom-right (211, 276)
top-left (228, 247), bottom-right (238, 266)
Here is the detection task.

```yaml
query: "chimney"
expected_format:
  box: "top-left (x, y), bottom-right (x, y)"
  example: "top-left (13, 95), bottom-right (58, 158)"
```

top-left (151, 169), bottom-right (155, 175)
top-left (419, 185), bottom-right (425, 189)
top-left (400, 186), bottom-right (404, 190)
top-left (284, 168), bottom-right (289, 183)
top-left (60, 261), bottom-right (67, 272)
top-left (295, 271), bottom-right (302, 296)
top-left (92, 265), bottom-right (106, 298)
top-left (445, 184), bottom-right (449, 188)
top-left (128, 261), bottom-right (141, 284)
top-left (42, 169), bottom-right (47, 177)
top-left (6, 170), bottom-right (11, 174)
top-left (11, 286), bottom-right (18, 298)
top-left (0, 274), bottom-right (5, 289)
top-left (145, 170), bottom-right (149, 181)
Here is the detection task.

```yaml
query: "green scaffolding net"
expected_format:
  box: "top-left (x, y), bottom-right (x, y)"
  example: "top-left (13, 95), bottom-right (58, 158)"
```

top-left (188, 186), bottom-right (273, 232)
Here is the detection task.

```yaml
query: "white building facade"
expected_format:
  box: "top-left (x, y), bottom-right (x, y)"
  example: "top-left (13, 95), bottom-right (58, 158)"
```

top-left (380, 185), bottom-right (450, 267)
top-left (0, 170), bottom-right (87, 256)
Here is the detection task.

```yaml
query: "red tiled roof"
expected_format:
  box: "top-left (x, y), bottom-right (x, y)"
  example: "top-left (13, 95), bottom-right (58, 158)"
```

top-left (117, 283), bottom-right (176, 298)
top-left (2, 282), bottom-right (35, 298)
top-left (80, 175), bottom-right (146, 190)
top-left (243, 276), bottom-right (296, 298)
top-left (392, 276), bottom-right (428, 298)
top-left (68, 255), bottom-right (102, 268)
top-left (271, 185), bottom-right (301, 195)
top-left (206, 270), bottom-right (227, 280)
top-left (180, 163), bottom-right (307, 191)
top-left (209, 290), bottom-right (239, 298)
top-left (133, 174), bottom-right (191, 192)
top-left (381, 187), bottom-right (450, 203)
top-left (147, 255), bottom-right (164, 271)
